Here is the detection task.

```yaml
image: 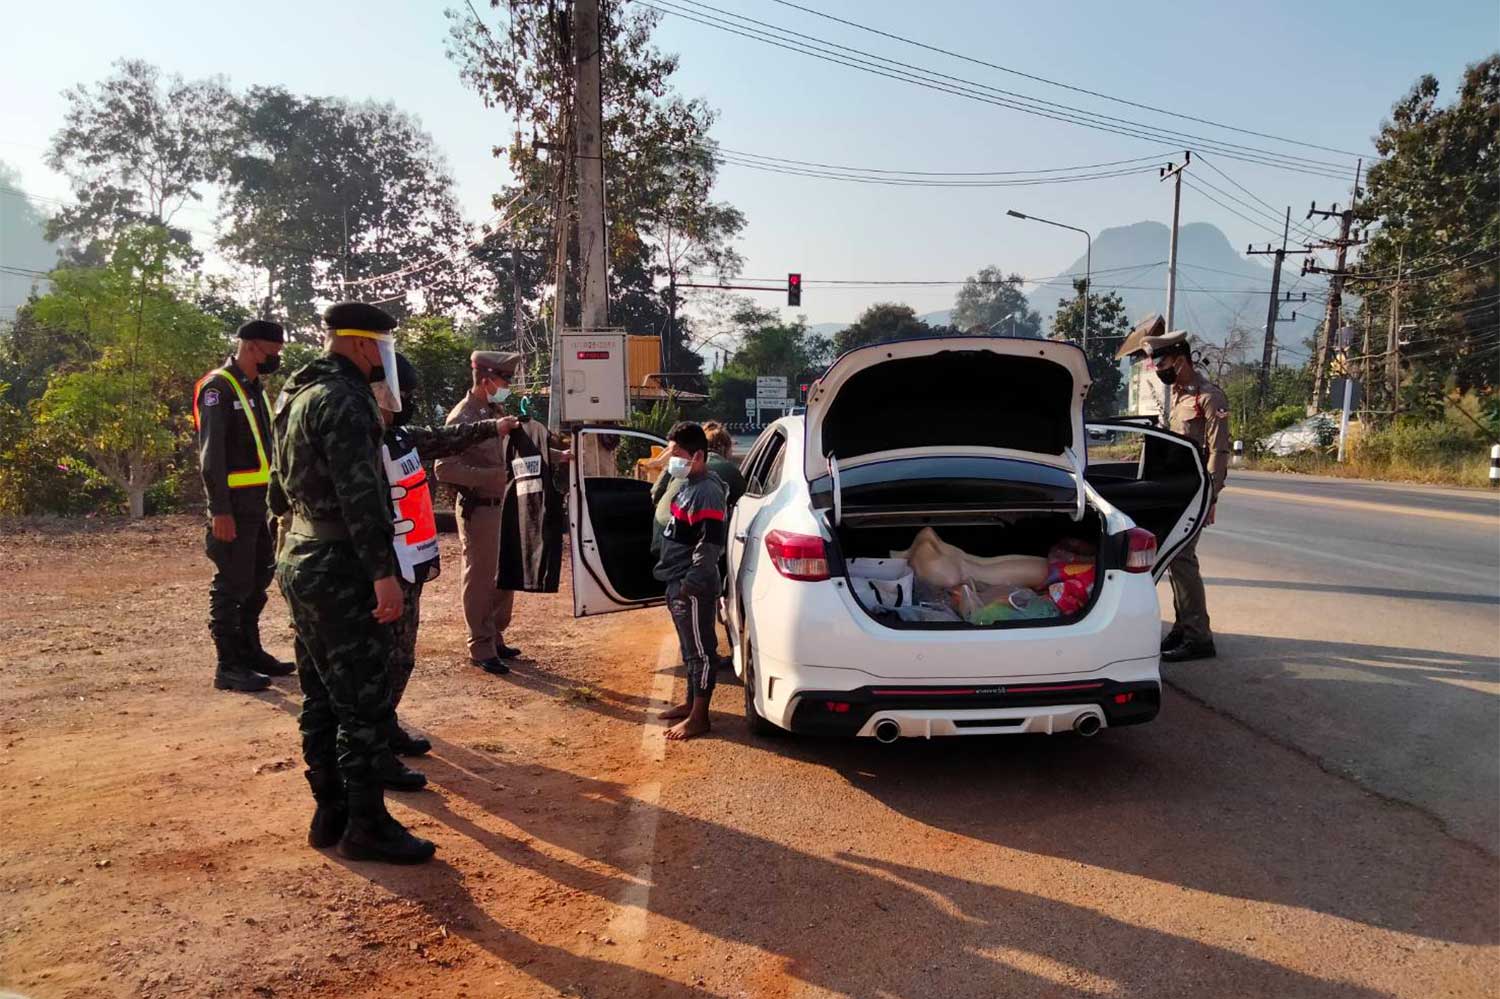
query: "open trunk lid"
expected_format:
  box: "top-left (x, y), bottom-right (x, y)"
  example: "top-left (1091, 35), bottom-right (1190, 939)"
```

top-left (805, 337), bottom-right (1092, 523)
top-left (804, 336), bottom-right (1092, 484)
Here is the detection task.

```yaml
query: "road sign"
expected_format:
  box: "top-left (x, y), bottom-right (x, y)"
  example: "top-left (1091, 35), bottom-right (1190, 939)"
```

top-left (744, 398), bottom-right (756, 416)
top-left (756, 376), bottom-right (788, 399)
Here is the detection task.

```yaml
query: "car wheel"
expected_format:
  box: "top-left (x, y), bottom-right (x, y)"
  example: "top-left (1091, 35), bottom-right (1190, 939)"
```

top-left (741, 632), bottom-right (777, 738)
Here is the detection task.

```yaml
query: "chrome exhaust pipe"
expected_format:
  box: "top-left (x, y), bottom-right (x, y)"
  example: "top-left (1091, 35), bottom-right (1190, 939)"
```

top-left (1073, 712), bottom-right (1103, 738)
top-left (873, 719), bottom-right (901, 744)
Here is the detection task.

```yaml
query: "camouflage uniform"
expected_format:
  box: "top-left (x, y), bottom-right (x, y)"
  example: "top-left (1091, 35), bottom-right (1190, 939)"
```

top-left (382, 420), bottom-right (501, 711)
top-left (1166, 372), bottom-right (1232, 645)
top-left (268, 353), bottom-right (398, 790)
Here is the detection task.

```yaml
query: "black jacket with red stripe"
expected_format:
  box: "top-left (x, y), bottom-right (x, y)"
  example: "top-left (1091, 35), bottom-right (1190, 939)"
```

top-left (652, 472), bottom-right (727, 597)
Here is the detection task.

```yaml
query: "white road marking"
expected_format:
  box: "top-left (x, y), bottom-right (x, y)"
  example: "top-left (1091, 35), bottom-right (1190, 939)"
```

top-left (604, 631), bottom-right (678, 954)
top-left (1213, 526), bottom-right (1499, 588)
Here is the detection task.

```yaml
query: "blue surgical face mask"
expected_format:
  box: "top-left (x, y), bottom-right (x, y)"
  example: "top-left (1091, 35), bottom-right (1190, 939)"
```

top-left (488, 385), bottom-right (512, 404)
top-left (667, 456), bottom-right (691, 479)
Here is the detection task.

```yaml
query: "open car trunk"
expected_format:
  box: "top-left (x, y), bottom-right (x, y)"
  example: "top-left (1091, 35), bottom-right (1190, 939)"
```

top-left (825, 510), bottom-right (1109, 630)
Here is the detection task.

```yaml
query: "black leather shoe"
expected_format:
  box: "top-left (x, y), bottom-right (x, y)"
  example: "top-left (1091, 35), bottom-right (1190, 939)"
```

top-left (1162, 640), bottom-right (1217, 663)
top-left (474, 656), bottom-right (512, 676)
top-left (496, 643), bottom-right (523, 660)
top-left (388, 720), bottom-right (431, 757)
top-left (250, 650), bottom-right (295, 677)
top-left (213, 663), bottom-right (272, 692)
top-left (1160, 628), bottom-right (1184, 653)
top-left (338, 786), bottom-right (436, 865)
top-left (375, 753), bottom-right (428, 791)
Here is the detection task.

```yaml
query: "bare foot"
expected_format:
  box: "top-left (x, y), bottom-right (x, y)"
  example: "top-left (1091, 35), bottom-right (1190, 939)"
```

top-left (659, 702), bottom-right (691, 721)
top-left (665, 716), bottom-right (711, 741)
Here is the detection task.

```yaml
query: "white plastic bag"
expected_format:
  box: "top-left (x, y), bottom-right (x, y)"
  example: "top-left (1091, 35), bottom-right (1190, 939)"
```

top-left (848, 557), bottom-right (915, 609)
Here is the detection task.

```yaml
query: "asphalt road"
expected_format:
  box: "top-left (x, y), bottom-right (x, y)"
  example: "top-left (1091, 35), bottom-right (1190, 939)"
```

top-left (1186, 470), bottom-right (1500, 854)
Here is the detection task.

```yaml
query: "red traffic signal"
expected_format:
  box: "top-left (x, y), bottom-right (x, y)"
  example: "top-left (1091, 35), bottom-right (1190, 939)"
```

top-left (788, 272), bottom-right (801, 307)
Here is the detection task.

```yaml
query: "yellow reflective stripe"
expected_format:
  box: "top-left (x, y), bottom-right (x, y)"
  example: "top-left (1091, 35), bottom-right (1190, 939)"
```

top-left (208, 368), bottom-right (271, 488)
top-left (331, 328), bottom-right (394, 341)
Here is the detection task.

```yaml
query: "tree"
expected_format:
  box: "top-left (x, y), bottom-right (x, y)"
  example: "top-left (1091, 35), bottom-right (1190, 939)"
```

top-left (1352, 56), bottom-right (1499, 413)
top-left (218, 88), bottom-right (478, 328)
top-left (396, 315), bottom-right (480, 427)
top-left (707, 303), bottom-right (829, 420)
top-left (952, 266), bottom-right (1041, 337)
top-left (834, 303), bottom-right (931, 354)
top-left (446, 0), bottom-right (744, 375)
top-left (45, 60), bottom-right (231, 251)
top-left (28, 226), bottom-right (225, 517)
top-left (1051, 279), bottom-right (1129, 418)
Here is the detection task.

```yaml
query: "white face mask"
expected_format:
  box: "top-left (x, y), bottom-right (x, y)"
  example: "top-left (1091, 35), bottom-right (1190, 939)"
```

top-left (488, 385), bottom-right (512, 404)
top-left (667, 456), bottom-right (692, 479)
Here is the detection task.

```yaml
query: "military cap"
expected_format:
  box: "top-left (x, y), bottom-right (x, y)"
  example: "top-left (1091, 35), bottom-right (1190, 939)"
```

top-left (236, 319), bottom-right (285, 343)
top-left (471, 350), bottom-right (521, 379)
top-left (1114, 313), bottom-right (1165, 360)
top-left (323, 301), bottom-right (397, 334)
top-left (1143, 329), bottom-right (1192, 358)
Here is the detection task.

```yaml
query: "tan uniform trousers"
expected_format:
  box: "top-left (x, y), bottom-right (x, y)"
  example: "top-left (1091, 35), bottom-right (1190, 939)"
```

top-left (1167, 532), bottom-right (1211, 644)
top-left (456, 501), bottom-right (514, 661)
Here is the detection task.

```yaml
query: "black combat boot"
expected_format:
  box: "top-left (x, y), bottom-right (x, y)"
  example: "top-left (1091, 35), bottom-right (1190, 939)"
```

top-left (338, 784), bottom-right (436, 865)
top-left (1160, 627), bottom-right (1184, 653)
top-left (375, 751), bottom-right (428, 791)
top-left (212, 633), bottom-right (271, 692)
top-left (241, 611), bottom-right (294, 677)
top-left (387, 716), bottom-right (431, 757)
top-left (305, 767), bottom-right (347, 848)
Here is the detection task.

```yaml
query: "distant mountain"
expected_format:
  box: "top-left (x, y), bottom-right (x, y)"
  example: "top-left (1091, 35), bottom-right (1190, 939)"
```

top-left (918, 309), bottom-right (953, 328)
top-left (1043, 220), bottom-right (1324, 349)
top-left (0, 164), bottom-right (58, 322)
top-left (806, 321), bottom-right (847, 340)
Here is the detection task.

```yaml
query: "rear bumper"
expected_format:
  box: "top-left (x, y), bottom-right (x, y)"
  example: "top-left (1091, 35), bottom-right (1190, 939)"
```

top-left (787, 678), bottom-right (1161, 737)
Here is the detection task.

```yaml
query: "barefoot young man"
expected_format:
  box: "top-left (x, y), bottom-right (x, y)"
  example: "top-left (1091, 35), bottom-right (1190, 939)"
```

top-left (654, 422), bottom-right (727, 741)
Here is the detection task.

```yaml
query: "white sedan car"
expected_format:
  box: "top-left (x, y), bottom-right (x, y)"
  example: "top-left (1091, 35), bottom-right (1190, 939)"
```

top-left (568, 336), bottom-right (1208, 741)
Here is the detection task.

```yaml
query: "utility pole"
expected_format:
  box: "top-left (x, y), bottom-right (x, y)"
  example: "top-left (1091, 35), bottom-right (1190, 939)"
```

top-left (1302, 160), bottom-right (1367, 413)
top-left (1159, 151), bottom-right (1191, 332)
top-left (1247, 207), bottom-right (1313, 404)
top-left (574, 0), bottom-right (608, 332)
top-left (509, 246), bottom-right (527, 377)
top-left (1386, 244), bottom-right (1404, 416)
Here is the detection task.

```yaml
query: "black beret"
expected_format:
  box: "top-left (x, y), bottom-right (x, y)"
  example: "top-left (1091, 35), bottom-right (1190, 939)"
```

top-left (323, 301), bottom-right (397, 334)
top-left (236, 319), bottom-right (285, 343)
top-left (394, 351), bottom-right (418, 394)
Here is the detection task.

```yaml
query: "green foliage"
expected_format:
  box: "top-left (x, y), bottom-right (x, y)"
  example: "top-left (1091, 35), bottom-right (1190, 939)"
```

top-left (1269, 404), bottom-right (1306, 431)
top-left (5, 225), bottom-right (226, 517)
top-left (834, 303), bottom-right (931, 355)
top-left (220, 89), bottom-right (476, 328)
top-left (952, 267), bottom-right (1041, 337)
top-left (45, 59), bottom-right (232, 252)
top-left (1051, 279), bottom-right (1128, 418)
top-left (396, 316), bottom-right (479, 428)
top-left (1351, 55), bottom-right (1499, 413)
top-left (618, 397), bottom-right (683, 474)
top-left (447, 1), bottom-right (741, 371)
top-left (706, 304), bottom-right (831, 420)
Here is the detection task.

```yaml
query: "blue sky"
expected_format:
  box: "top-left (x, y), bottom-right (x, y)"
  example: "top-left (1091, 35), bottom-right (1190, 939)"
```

top-left (1, 0), bottom-right (1494, 326)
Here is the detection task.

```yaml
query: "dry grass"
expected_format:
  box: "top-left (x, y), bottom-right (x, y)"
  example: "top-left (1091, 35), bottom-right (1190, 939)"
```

top-left (1244, 452), bottom-right (1493, 489)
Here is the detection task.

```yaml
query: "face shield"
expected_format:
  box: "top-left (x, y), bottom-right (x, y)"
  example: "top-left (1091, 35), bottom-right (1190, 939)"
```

top-left (341, 330), bottom-right (401, 414)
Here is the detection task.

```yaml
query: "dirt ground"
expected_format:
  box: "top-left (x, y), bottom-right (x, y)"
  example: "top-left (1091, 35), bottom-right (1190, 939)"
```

top-left (1, 516), bottom-right (687, 998)
top-left (3, 517), bottom-right (1496, 999)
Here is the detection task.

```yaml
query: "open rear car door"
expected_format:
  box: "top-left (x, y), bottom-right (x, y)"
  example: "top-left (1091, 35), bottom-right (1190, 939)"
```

top-left (1084, 421), bottom-right (1210, 581)
top-left (569, 426), bottom-right (669, 617)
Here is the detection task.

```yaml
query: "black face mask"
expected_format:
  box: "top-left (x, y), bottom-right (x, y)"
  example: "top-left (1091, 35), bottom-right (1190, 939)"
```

top-left (392, 394), bottom-right (414, 427)
top-left (368, 365), bottom-right (386, 385)
top-left (258, 352), bottom-right (282, 375)
top-left (1155, 364), bottom-right (1178, 386)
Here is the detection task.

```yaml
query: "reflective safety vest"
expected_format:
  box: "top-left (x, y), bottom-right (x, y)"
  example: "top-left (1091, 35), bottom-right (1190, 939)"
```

top-left (384, 440), bottom-right (439, 584)
top-left (193, 368), bottom-right (271, 489)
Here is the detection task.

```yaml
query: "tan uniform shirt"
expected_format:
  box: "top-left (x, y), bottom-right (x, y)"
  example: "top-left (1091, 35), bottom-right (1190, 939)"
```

top-left (434, 391), bottom-right (509, 499)
top-left (1168, 373), bottom-right (1232, 498)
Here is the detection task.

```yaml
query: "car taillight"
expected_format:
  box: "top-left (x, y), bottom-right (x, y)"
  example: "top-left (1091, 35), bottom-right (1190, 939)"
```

top-left (1124, 528), bottom-right (1157, 573)
top-left (765, 529), bottom-right (830, 581)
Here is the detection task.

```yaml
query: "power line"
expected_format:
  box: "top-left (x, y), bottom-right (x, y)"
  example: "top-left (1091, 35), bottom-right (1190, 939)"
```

top-left (714, 154), bottom-right (1159, 187)
top-left (642, 0), bottom-right (1354, 180)
top-left (1195, 155), bottom-right (1324, 242)
top-left (762, 0), bottom-right (1373, 162)
top-left (709, 145), bottom-right (1175, 177)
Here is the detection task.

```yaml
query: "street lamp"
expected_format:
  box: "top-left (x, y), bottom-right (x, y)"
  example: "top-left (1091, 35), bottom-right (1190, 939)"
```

top-left (1007, 209), bottom-right (1092, 350)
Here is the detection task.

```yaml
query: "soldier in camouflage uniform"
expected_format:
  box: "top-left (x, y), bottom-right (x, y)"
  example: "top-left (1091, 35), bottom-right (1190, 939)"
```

top-left (1144, 330), bottom-right (1232, 663)
top-left (268, 301), bottom-right (434, 865)
top-left (372, 351), bottom-right (507, 792)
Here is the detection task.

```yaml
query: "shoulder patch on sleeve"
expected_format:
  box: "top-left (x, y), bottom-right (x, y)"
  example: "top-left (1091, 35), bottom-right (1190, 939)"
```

top-left (202, 388), bottom-right (220, 407)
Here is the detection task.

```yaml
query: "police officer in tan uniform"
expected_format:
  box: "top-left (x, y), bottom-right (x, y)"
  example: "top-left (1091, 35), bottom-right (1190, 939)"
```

top-left (434, 351), bottom-right (525, 675)
top-left (1144, 330), bottom-right (1231, 662)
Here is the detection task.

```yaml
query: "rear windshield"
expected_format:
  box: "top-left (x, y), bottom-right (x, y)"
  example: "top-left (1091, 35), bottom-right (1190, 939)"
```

top-left (820, 347), bottom-right (1075, 461)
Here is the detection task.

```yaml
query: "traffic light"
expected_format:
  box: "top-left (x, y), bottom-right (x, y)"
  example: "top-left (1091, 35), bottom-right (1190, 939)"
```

top-left (787, 273), bottom-right (801, 307)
